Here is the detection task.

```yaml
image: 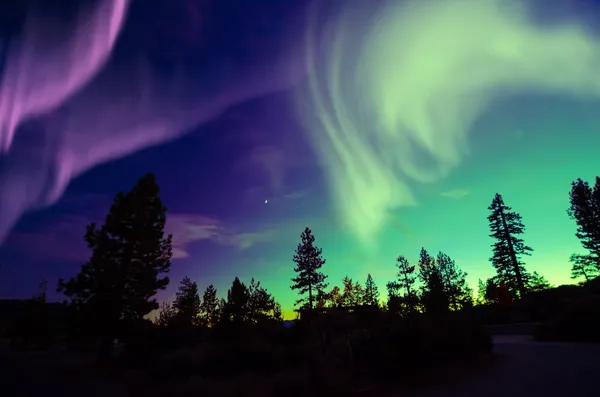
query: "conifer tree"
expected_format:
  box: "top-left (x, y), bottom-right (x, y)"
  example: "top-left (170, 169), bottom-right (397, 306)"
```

top-left (527, 271), bottom-right (552, 292)
top-left (340, 276), bottom-right (363, 307)
top-left (327, 285), bottom-right (343, 308)
top-left (200, 284), bottom-right (220, 327)
top-left (395, 255), bottom-right (417, 297)
top-left (290, 227), bottom-right (328, 312)
top-left (247, 277), bottom-right (275, 322)
top-left (418, 248), bottom-right (449, 313)
top-left (363, 274), bottom-right (380, 307)
top-left (223, 277), bottom-right (250, 323)
top-left (569, 254), bottom-right (599, 282)
top-left (388, 255), bottom-right (418, 315)
top-left (487, 193), bottom-right (532, 298)
top-left (436, 252), bottom-right (472, 310)
top-left (155, 301), bottom-right (176, 327)
top-left (57, 173), bottom-right (172, 359)
top-left (173, 276), bottom-right (201, 326)
top-left (568, 178), bottom-right (600, 279)
top-left (417, 248), bottom-right (436, 288)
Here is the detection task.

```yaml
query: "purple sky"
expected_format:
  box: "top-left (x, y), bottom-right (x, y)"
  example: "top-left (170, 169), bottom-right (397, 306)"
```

top-left (2, 0), bottom-right (600, 318)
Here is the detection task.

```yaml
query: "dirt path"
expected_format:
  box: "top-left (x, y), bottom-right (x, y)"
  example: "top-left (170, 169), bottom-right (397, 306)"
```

top-left (400, 335), bottom-right (600, 397)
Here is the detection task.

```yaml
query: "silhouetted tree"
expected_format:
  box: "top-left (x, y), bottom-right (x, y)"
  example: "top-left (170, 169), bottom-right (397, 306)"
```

top-left (155, 301), bottom-right (176, 327)
top-left (389, 255), bottom-right (419, 314)
top-left (477, 279), bottom-right (488, 304)
top-left (327, 285), bottom-right (343, 308)
top-left (436, 252), bottom-right (472, 310)
top-left (200, 284), bottom-right (220, 327)
top-left (568, 178), bottom-right (600, 278)
top-left (247, 277), bottom-right (275, 322)
top-left (417, 248), bottom-right (436, 288)
top-left (363, 274), bottom-right (380, 307)
top-left (272, 302), bottom-right (283, 325)
top-left (483, 278), bottom-right (500, 304)
top-left (290, 227), bottom-right (328, 313)
top-left (488, 193), bottom-right (532, 298)
top-left (173, 276), bottom-right (201, 326)
top-left (340, 276), bottom-right (363, 307)
top-left (569, 254), bottom-right (599, 282)
top-left (417, 248), bottom-right (449, 313)
top-left (421, 268), bottom-right (449, 314)
top-left (396, 255), bottom-right (417, 297)
top-left (527, 271), bottom-right (552, 292)
top-left (223, 277), bottom-right (250, 323)
top-left (57, 173), bottom-right (173, 360)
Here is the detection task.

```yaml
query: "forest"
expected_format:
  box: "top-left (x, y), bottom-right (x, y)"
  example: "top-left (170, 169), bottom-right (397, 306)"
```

top-left (2, 174), bottom-right (600, 397)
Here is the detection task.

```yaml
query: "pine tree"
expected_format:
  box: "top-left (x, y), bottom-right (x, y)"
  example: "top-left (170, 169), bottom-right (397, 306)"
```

top-left (395, 255), bottom-right (416, 297)
top-left (527, 271), bottom-right (552, 292)
top-left (363, 274), bottom-right (380, 307)
top-left (436, 252), bottom-right (472, 310)
top-left (173, 276), bottom-right (201, 326)
top-left (247, 277), bottom-right (275, 323)
top-left (272, 302), bottom-right (284, 325)
top-left (327, 285), bottom-right (343, 308)
top-left (422, 270), bottom-right (449, 313)
top-left (155, 301), bottom-right (176, 327)
top-left (200, 284), bottom-right (220, 327)
top-left (476, 279), bottom-right (488, 304)
top-left (487, 193), bottom-right (532, 298)
top-left (417, 248), bottom-right (436, 288)
top-left (57, 173), bottom-right (172, 359)
top-left (290, 227), bottom-right (328, 312)
top-left (569, 254), bottom-right (599, 282)
top-left (341, 275), bottom-right (362, 307)
top-left (417, 248), bottom-right (449, 313)
top-left (567, 178), bottom-right (600, 278)
top-left (388, 255), bottom-right (418, 315)
top-left (223, 277), bottom-right (250, 323)
top-left (482, 278), bottom-right (498, 304)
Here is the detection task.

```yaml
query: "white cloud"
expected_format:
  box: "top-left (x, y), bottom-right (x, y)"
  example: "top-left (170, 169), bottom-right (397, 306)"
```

top-left (166, 214), bottom-right (275, 258)
top-left (441, 189), bottom-right (470, 199)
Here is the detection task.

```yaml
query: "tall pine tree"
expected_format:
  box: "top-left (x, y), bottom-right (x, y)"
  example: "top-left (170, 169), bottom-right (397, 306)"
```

top-left (487, 193), bottom-right (532, 298)
top-left (290, 227), bottom-right (328, 312)
top-left (568, 177), bottom-right (600, 280)
top-left (57, 173), bottom-right (172, 359)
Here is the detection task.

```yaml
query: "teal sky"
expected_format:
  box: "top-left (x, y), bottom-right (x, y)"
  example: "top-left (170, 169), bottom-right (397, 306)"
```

top-left (208, 95), bottom-right (599, 318)
top-left (2, 0), bottom-right (600, 320)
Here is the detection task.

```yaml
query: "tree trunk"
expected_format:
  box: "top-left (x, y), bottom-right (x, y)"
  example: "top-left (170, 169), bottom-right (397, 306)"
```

top-left (500, 209), bottom-right (526, 297)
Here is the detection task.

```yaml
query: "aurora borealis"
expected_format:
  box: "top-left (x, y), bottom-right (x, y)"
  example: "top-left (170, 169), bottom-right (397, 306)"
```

top-left (1, 0), bottom-right (599, 318)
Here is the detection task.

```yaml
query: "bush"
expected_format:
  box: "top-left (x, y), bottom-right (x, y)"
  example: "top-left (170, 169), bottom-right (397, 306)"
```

top-left (534, 295), bottom-right (600, 343)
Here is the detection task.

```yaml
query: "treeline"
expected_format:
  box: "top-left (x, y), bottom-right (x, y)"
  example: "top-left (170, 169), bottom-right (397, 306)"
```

top-left (16, 174), bottom-right (600, 339)
top-left (4, 173), bottom-right (599, 395)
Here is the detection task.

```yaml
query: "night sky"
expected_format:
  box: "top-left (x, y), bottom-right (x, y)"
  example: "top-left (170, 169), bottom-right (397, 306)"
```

top-left (1, 0), bottom-right (600, 318)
